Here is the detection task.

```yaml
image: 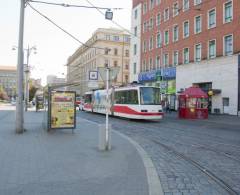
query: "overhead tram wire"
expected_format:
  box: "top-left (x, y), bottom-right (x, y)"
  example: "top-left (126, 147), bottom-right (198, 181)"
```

top-left (28, 0), bottom-right (122, 10)
top-left (27, 2), bottom-right (107, 51)
top-left (84, 0), bottom-right (133, 35)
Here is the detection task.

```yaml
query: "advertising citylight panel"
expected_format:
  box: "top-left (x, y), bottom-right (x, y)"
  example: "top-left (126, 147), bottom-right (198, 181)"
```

top-left (50, 91), bottom-right (76, 129)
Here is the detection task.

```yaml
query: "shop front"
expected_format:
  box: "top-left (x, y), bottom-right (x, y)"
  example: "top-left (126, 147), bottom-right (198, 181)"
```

top-left (138, 67), bottom-right (176, 110)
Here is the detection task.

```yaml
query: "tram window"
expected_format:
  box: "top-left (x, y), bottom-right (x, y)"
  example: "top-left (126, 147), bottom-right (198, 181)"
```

top-left (84, 94), bottom-right (92, 103)
top-left (140, 87), bottom-right (161, 105)
top-left (114, 90), bottom-right (138, 104)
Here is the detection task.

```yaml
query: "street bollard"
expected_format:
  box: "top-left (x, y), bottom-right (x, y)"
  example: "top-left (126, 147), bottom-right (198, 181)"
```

top-left (98, 124), bottom-right (111, 151)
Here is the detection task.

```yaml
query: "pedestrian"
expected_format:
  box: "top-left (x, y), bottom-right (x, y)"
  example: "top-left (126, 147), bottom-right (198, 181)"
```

top-left (166, 101), bottom-right (171, 113)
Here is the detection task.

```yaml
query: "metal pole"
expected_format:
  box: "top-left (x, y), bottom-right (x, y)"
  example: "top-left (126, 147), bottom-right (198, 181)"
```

top-left (106, 67), bottom-right (109, 150)
top-left (16, 0), bottom-right (25, 133)
top-left (121, 34), bottom-right (124, 85)
top-left (25, 45), bottom-right (30, 111)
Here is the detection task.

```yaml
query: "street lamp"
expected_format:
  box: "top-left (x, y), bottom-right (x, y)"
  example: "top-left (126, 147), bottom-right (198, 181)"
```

top-left (13, 45), bottom-right (37, 111)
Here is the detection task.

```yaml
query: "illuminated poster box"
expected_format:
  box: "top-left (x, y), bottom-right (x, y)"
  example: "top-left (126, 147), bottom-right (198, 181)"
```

top-left (49, 91), bottom-right (76, 129)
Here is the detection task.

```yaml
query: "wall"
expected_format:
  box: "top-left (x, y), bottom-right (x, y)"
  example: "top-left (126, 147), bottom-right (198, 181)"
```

top-left (176, 55), bottom-right (238, 115)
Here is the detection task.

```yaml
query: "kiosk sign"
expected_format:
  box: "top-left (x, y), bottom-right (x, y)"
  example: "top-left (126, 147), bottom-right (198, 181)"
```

top-left (49, 91), bottom-right (76, 129)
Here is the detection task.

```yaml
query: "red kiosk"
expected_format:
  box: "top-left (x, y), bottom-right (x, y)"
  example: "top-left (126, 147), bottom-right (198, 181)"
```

top-left (178, 86), bottom-right (208, 119)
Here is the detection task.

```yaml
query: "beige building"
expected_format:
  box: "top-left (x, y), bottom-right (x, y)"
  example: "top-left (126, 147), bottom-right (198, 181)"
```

top-left (66, 28), bottom-right (130, 96)
top-left (0, 65), bottom-right (17, 99)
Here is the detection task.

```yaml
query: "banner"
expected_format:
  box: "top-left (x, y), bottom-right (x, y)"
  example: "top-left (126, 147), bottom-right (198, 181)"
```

top-left (50, 91), bottom-right (76, 129)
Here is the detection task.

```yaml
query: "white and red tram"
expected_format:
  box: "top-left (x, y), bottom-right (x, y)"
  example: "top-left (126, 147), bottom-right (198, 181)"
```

top-left (83, 85), bottom-right (164, 120)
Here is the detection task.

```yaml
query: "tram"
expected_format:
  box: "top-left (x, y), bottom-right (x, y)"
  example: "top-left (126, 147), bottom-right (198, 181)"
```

top-left (83, 85), bottom-right (163, 120)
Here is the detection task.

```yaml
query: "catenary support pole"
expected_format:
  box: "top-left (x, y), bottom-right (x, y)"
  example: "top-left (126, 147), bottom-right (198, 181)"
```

top-left (16, 0), bottom-right (25, 133)
top-left (106, 66), bottom-right (110, 150)
top-left (25, 45), bottom-right (30, 111)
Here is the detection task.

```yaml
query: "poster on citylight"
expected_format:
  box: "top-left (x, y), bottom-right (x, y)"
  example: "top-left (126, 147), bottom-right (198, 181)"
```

top-left (50, 91), bottom-right (76, 129)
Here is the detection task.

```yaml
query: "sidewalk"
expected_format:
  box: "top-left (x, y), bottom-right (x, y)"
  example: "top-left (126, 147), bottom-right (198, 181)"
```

top-left (0, 109), bottom-right (161, 195)
top-left (164, 110), bottom-right (240, 126)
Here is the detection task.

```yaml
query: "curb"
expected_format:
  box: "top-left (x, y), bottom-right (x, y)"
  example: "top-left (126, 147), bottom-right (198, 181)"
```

top-left (82, 118), bottom-right (163, 195)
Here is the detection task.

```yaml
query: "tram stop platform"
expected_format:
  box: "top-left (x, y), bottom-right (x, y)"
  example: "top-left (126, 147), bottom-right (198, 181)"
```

top-left (0, 108), bottom-right (162, 195)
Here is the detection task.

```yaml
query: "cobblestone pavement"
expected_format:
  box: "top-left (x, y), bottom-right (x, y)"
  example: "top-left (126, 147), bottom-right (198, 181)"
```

top-left (77, 111), bottom-right (240, 195)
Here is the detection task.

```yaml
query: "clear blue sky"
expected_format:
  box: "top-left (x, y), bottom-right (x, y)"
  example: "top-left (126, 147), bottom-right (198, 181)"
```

top-left (0, 0), bottom-right (131, 85)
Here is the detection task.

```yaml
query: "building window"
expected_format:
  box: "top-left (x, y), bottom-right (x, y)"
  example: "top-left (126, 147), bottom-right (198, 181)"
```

top-left (143, 40), bottom-right (147, 52)
top-left (156, 0), bottom-right (161, 5)
top-left (125, 62), bottom-right (129, 70)
top-left (143, 3), bottom-right (147, 14)
top-left (208, 40), bottom-right (216, 59)
top-left (224, 34), bottom-right (233, 55)
top-left (195, 15), bottom-right (202, 34)
top-left (194, 0), bottom-right (202, 5)
top-left (183, 48), bottom-right (189, 64)
top-left (149, 58), bottom-right (153, 70)
top-left (134, 26), bottom-right (137, 36)
top-left (143, 22), bottom-right (147, 32)
top-left (208, 9), bottom-right (216, 29)
top-left (156, 13), bottom-right (161, 26)
top-left (114, 61), bottom-right (118, 67)
top-left (164, 53), bottom-right (169, 66)
top-left (195, 43), bottom-right (202, 62)
top-left (125, 75), bottom-right (129, 83)
top-left (134, 44), bottom-right (137, 55)
top-left (164, 30), bottom-right (169, 45)
top-left (164, 8), bottom-right (169, 21)
top-left (114, 48), bottom-right (118, 55)
top-left (125, 50), bottom-right (129, 57)
top-left (224, 1), bottom-right (233, 23)
top-left (149, 18), bottom-right (154, 30)
top-left (183, 21), bottom-right (189, 38)
top-left (173, 2), bottom-right (179, 17)
top-left (156, 32), bottom-right (162, 48)
top-left (183, 0), bottom-right (189, 11)
top-left (149, 0), bottom-right (155, 10)
top-left (156, 56), bottom-right (160, 69)
top-left (173, 51), bottom-right (178, 66)
top-left (113, 36), bottom-right (120, 41)
top-left (134, 9), bottom-right (138, 19)
top-left (105, 35), bottom-right (111, 40)
top-left (173, 25), bottom-right (179, 42)
top-left (133, 63), bottom-right (137, 74)
top-left (149, 36), bottom-right (154, 50)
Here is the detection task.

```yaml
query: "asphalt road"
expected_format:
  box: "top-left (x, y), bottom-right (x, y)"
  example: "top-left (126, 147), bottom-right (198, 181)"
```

top-left (77, 110), bottom-right (240, 195)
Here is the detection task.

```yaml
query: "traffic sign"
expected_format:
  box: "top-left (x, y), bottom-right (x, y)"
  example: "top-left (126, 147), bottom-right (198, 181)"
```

top-left (89, 71), bottom-right (98, 80)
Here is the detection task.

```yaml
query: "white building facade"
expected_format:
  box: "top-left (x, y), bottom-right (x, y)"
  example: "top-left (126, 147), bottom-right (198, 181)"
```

top-left (130, 3), bottom-right (142, 82)
top-left (177, 55), bottom-right (239, 115)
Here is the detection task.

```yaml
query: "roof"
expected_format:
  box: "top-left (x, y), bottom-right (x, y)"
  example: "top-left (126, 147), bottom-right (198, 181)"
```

top-left (179, 86), bottom-right (208, 98)
top-left (0, 66), bottom-right (17, 71)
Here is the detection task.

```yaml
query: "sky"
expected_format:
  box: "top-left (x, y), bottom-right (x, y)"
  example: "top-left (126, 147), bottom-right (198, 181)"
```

top-left (0, 0), bottom-right (132, 85)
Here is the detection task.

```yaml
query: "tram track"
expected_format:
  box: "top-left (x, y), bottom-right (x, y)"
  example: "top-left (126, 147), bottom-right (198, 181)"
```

top-left (152, 139), bottom-right (239, 195)
top-left (77, 112), bottom-right (240, 194)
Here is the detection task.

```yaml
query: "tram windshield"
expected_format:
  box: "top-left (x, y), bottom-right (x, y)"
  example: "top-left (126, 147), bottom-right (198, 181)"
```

top-left (140, 87), bottom-right (161, 105)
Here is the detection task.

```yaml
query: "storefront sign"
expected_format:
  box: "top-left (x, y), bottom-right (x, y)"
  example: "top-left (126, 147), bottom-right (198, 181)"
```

top-left (161, 67), bottom-right (176, 78)
top-left (167, 80), bottom-right (176, 94)
top-left (138, 67), bottom-right (176, 82)
top-left (49, 91), bottom-right (76, 129)
top-left (138, 70), bottom-right (158, 82)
